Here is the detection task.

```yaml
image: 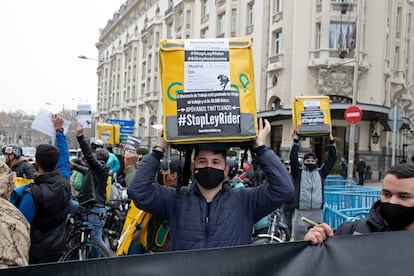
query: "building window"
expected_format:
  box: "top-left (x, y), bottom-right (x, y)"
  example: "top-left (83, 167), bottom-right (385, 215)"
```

top-left (202, 0), bottom-right (210, 17)
top-left (186, 10), bottom-right (191, 27)
top-left (201, 27), bottom-right (209, 38)
top-left (247, 2), bottom-right (254, 26)
top-left (155, 32), bottom-right (160, 46)
top-left (316, 23), bottom-right (321, 49)
top-left (154, 76), bottom-right (158, 92)
top-left (154, 52), bottom-right (159, 71)
top-left (167, 24), bottom-right (173, 39)
top-left (178, 11), bottom-right (184, 27)
top-left (124, 72), bottom-right (127, 88)
top-left (218, 13), bottom-right (226, 35)
top-left (231, 8), bottom-right (237, 33)
top-left (396, 7), bottom-right (402, 33)
top-left (141, 83), bottom-right (145, 96)
top-left (142, 62), bottom-right (146, 79)
top-left (274, 0), bottom-right (283, 13)
top-left (273, 30), bottom-right (282, 54)
top-left (329, 23), bottom-right (353, 50)
top-left (394, 47), bottom-right (400, 68)
top-left (142, 42), bottom-right (147, 58)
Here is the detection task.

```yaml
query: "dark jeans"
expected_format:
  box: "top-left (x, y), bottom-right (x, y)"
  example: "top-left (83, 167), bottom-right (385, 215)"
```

top-left (358, 172), bottom-right (364, 185)
top-left (282, 203), bottom-right (294, 234)
top-left (88, 206), bottom-right (110, 257)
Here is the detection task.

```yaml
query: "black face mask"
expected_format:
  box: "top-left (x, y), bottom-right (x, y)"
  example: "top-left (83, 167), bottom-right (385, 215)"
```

top-left (304, 163), bottom-right (317, 171)
top-left (378, 202), bottom-right (414, 230)
top-left (194, 167), bottom-right (225, 190)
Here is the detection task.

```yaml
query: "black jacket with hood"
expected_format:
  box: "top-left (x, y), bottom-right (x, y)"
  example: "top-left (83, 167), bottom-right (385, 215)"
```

top-left (76, 135), bottom-right (109, 207)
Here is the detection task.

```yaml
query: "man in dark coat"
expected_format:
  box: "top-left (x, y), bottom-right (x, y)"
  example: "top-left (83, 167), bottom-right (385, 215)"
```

top-left (127, 119), bottom-right (294, 250)
top-left (304, 163), bottom-right (414, 244)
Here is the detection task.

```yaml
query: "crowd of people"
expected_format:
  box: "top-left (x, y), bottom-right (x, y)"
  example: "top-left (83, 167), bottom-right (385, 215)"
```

top-left (1, 114), bottom-right (414, 270)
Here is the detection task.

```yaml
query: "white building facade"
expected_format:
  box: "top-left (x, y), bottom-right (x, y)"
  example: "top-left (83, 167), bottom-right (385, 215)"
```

top-left (94, 0), bottom-right (414, 180)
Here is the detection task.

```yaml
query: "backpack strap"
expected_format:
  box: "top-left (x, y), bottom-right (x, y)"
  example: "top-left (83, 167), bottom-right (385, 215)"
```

top-left (155, 220), bottom-right (170, 247)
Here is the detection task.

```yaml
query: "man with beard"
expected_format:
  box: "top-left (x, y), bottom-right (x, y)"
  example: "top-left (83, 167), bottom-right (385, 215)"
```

top-left (289, 132), bottom-right (337, 241)
top-left (304, 163), bottom-right (414, 244)
top-left (127, 119), bottom-right (294, 251)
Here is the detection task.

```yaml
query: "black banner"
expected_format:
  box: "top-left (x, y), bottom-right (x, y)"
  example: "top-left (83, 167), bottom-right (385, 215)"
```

top-left (3, 231), bottom-right (414, 276)
top-left (176, 91), bottom-right (241, 136)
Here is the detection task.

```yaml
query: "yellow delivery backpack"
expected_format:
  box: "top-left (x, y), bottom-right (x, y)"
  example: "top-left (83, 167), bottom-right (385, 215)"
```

top-left (14, 177), bottom-right (34, 188)
top-left (116, 201), bottom-right (170, 255)
top-left (292, 96), bottom-right (332, 136)
top-left (116, 201), bottom-right (152, 256)
top-left (160, 38), bottom-right (258, 145)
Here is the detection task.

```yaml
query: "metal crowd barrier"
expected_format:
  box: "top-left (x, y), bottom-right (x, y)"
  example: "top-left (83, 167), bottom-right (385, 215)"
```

top-left (323, 176), bottom-right (381, 229)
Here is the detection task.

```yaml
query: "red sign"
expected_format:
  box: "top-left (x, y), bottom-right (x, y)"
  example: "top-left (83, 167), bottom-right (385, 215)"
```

top-left (344, 105), bottom-right (363, 124)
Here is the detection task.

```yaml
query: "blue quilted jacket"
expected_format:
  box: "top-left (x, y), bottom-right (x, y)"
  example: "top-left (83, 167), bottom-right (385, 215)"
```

top-left (128, 149), bottom-right (294, 251)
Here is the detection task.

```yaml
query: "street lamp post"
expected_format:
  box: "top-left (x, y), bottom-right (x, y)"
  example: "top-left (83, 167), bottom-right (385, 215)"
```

top-left (347, 0), bottom-right (363, 182)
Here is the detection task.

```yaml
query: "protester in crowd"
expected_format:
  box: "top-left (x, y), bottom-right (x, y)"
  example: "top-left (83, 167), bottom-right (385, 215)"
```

top-left (117, 151), bottom-right (178, 255)
top-left (357, 157), bottom-right (366, 185)
top-left (90, 139), bottom-right (120, 177)
top-left (10, 143), bottom-right (71, 264)
top-left (127, 119), bottom-right (294, 251)
top-left (0, 160), bottom-right (30, 268)
top-left (53, 114), bottom-right (71, 180)
top-left (225, 157), bottom-right (244, 188)
top-left (281, 160), bottom-right (295, 235)
top-left (340, 156), bottom-right (348, 179)
top-left (123, 148), bottom-right (139, 187)
top-left (304, 163), bottom-right (414, 245)
top-left (70, 156), bottom-right (86, 195)
top-left (74, 123), bottom-right (111, 257)
top-left (289, 132), bottom-right (337, 241)
top-left (2, 144), bottom-right (36, 179)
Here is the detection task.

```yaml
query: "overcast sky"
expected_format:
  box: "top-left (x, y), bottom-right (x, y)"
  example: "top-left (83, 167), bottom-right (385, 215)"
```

top-left (0, 0), bottom-right (125, 115)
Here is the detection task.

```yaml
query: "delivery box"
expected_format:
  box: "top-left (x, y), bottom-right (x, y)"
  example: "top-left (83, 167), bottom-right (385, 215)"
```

top-left (97, 123), bottom-right (121, 145)
top-left (159, 38), bottom-right (258, 145)
top-left (292, 96), bottom-right (332, 136)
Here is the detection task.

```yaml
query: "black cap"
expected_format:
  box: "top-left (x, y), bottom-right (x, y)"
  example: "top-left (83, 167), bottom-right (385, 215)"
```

top-left (303, 153), bottom-right (317, 161)
top-left (194, 143), bottom-right (228, 157)
top-left (160, 156), bottom-right (184, 174)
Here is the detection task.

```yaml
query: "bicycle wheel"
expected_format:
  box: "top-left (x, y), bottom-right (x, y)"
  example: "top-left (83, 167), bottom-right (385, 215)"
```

top-left (60, 241), bottom-right (113, 261)
top-left (251, 228), bottom-right (290, 244)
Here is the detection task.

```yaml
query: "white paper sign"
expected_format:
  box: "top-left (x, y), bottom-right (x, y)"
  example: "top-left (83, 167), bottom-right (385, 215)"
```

top-left (31, 108), bottom-right (70, 137)
top-left (184, 39), bottom-right (231, 92)
top-left (151, 124), bottom-right (163, 130)
top-left (77, 104), bottom-right (92, 128)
